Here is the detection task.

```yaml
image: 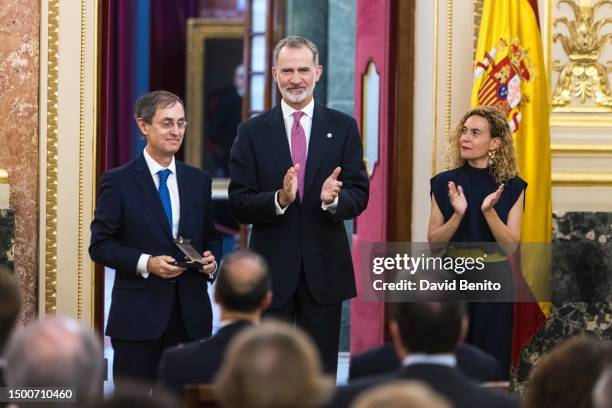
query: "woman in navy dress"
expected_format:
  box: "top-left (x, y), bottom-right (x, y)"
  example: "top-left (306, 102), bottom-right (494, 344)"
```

top-left (428, 106), bottom-right (526, 378)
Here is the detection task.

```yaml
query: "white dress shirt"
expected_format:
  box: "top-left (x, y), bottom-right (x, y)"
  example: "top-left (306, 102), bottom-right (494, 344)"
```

top-left (274, 98), bottom-right (338, 214)
top-left (136, 148), bottom-right (180, 278)
top-left (401, 353), bottom-right (457, 368)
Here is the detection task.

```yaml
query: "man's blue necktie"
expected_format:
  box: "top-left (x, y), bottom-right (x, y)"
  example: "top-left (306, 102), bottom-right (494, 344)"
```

top-left (158, 169), bottom-right (173, 231)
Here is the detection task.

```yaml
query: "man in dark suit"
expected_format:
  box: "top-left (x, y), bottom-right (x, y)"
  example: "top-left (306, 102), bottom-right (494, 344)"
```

top-left (349, 335), bottom-right (502, 381)
top-left (330, 302), bottom-right (517, 408)
top-left (90, 90), bottom-right (222, 383)
top-left (158, 250), bottom-right (271, 396)
top-left (204, 64), bottom-right (245, 178)
top-left (350, 342), bottom-right (502, 383)
top-left (228, 36), bottom-right (369, 374)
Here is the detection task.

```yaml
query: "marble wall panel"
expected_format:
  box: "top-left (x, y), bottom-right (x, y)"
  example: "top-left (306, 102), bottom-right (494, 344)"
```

top-left (0, 0), bottom-right (40, 324)
top-left (552, 212), bottom-right (612, 304)
top-left (513, 212), bottom-right (612, 391)
top-left (285, 0), bottom-right (328, 104)
top-left (327, 0), bottom-right (356, 116)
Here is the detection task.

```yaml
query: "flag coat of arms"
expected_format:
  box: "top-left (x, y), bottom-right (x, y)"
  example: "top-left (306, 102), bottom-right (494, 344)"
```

top-left (471, 0), bottom-right (552, 367)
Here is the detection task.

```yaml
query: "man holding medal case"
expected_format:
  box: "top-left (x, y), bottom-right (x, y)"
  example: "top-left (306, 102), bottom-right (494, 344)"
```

top-left (90, 90), bottom-right (222, 384)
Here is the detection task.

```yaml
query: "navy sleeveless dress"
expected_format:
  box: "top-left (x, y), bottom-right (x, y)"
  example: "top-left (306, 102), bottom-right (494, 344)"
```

top-left (430, 163), bottom-right (527, 378)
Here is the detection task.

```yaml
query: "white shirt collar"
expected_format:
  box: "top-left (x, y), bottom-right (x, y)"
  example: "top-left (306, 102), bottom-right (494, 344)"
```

top-left (402, 353), bottom-right (457, 368)
top-left (143, 147), bottom-right (176, 176)
top-left (281, 98), bottom-right (315, 121)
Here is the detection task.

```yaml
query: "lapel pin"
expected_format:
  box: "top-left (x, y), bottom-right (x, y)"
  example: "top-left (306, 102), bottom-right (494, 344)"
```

top-left (326, 132), bottom-right (332, 138)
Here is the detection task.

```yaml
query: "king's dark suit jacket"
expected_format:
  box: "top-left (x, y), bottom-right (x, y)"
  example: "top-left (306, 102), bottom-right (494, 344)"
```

top-left (228, 103), bottom-right (369, 308)
top-left (89, 155), bottom-right (222, 341)
top-left (158, 320), bottom-right (252, 396)
top-left (330, 363), bottom-right (518, 408)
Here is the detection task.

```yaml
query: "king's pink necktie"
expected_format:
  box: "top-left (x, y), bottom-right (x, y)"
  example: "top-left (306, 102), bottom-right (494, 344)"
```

top-left (291, 111), bottom-right (307, 197)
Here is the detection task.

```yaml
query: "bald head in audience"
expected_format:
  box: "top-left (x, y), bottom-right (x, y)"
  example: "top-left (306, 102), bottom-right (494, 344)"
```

top-left (593, 367), bottom-right (612, 408)
top-left (4, 315), bottom-right (103, 407)
top-left (524, 335), bottom-right (612, 408)
top-left (215, 250), bottom-right (272, 318)
top-left (215, 321), bottom-right (333, 408)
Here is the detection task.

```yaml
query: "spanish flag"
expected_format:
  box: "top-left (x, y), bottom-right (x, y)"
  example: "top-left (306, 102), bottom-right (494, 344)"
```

top-left (471, 0), bottom-right (551, 366)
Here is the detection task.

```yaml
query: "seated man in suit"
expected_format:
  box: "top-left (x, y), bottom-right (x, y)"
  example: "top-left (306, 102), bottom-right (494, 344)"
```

top-left (330, 302), bottom-right (517, 408)
top-left (349, 319), bottom-right (502, 382)
top-left (158, 250), bottom-right (272, 396)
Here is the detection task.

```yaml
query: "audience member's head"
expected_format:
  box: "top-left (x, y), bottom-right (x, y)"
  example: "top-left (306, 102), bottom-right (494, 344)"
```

top-left (351, 381), bottom-right (452, 408)
top-left (524, 335), bottom-right (612, 408)
top-left (215, 321), bottom-right (333, 408)
top-left (4, 315), bottom-right (103, 407)
top-left (593, 366), bottom-right (612, 408)
top-left (99, 380), bottom-right (180, 408)
top-left (215, 250), bottom-right (272, 317)
top-left (390, 302), bottom-right (466, 359)
top-left (233, 64), bottom-right (246, 96)
top-left (0, 265), bottom-right (21, 353)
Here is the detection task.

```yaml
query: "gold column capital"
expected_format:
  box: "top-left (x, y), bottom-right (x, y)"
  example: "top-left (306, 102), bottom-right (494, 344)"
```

top-left (0, 169), bottom-right (8, 184)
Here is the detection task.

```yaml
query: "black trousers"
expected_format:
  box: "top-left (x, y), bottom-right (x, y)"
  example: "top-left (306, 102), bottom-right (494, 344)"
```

top-left (264, 270), bottom-right (342, 375)
top-left (111, 288), bottom-right (191, 384)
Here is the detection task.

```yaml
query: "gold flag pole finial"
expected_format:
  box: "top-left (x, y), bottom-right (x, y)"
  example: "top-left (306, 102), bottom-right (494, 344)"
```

top-left (0, 169), bottom-right (8, 184)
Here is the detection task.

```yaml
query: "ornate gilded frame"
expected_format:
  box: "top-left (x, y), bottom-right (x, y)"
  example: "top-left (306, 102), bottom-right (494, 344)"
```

top-left (184, 19), bottom-right (244, 178)
top-left (39, 0), bottom-right (99, 323)
top-left (543, 0), bottom-right (612, 126)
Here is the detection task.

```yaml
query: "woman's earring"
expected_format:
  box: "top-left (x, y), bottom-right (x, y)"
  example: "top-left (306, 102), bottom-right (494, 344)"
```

top-left (488, 149), bottom-right (497, 166)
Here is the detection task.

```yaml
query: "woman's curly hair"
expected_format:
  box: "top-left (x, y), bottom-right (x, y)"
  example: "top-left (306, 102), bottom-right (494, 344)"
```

top-left (445, 105), bottom-right (519, 184)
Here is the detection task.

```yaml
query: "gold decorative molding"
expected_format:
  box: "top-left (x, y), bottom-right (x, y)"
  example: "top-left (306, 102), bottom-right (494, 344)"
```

top-left (550, 110), bottom-right (612, 126)
top-left (91, 0), bottom-right (100, 326)
top-left (551, 143), bottom-right (612, 153)
top-left (431, 0), bottom-right (439, 175)
top-left (552, 172), bottom-right (612, 185)
top-left (45, 0), bottom-right (59, 315)
top-left (0, 169), bottom-right (8, 184)
top-left (551, 0), bottom-right (612, 109)
top-left (444, 0), bottom-right (453, 169)
top-left (473, 0), bottom-right (484, 59)
top-left (77, 0), bottom-right (87, 321)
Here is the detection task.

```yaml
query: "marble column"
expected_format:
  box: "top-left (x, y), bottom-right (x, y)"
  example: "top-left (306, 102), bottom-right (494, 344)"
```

top-left (327, 0), bottom-right (356, 116)
top-left (327, 0), bottom-right (356, 354)
top-left (0, 0), bottom-right (40, 323)
top-left (285, 0), bottom-right (328, 104)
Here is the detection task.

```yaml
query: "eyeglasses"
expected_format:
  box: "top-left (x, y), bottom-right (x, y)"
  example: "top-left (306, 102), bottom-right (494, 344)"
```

top-left (152, 120), bottom-right (188, 130)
